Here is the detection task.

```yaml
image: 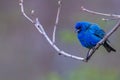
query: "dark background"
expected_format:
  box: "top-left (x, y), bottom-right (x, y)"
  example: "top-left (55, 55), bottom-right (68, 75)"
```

top-left (0, 0), bottom-right (120, 80)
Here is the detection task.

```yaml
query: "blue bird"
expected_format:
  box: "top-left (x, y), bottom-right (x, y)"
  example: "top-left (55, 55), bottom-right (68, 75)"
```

top-left (75, 21), bottom-right (116, 53)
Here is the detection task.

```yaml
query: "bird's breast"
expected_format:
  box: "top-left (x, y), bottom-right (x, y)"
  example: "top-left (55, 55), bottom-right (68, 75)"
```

top-left (77, 31), bottom-right (101, 48)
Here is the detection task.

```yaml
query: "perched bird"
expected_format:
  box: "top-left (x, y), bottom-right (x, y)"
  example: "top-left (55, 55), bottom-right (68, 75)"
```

top-left (75, 21), bottom-right (116, 53)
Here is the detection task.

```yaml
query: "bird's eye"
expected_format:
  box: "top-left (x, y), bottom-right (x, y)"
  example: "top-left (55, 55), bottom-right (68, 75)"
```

top-left (76, 27), bottom-right (81, 33)
top-left (78, 27), bottom-right (81, 30)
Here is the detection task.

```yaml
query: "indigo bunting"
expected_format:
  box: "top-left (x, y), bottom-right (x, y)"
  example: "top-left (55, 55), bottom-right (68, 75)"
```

top-left (75, 21), bottom-right (116, 53)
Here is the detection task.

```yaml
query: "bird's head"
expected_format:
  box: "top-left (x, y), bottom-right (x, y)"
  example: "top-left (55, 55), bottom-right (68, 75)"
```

top-left (75, 21), bottom-right (92, 33)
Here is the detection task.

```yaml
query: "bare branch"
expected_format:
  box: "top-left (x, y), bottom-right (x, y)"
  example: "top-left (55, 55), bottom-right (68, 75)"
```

top-left (81, 6), bottom-right (120, 18)
top-left (19, 0), bottom-right (85, 61)
top-left (52, 0), bottom-right (62, 43)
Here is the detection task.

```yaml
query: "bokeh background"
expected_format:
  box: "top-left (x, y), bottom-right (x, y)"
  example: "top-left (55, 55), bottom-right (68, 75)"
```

top-left (0, 0), bottom-right (120, 80)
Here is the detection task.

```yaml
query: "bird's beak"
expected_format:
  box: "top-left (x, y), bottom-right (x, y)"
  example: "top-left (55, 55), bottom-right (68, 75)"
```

top-left (75, 29), bottom-right (80, 33)
top-left (74, 29), bottom-right (78, 33)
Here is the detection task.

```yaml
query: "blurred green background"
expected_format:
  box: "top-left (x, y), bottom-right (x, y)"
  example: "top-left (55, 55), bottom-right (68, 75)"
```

top-left (0, 0), bottom-right (120, 80)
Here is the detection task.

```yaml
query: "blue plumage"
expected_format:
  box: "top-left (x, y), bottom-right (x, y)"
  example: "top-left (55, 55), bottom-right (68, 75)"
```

top-left (75, 21), bottom-right (116, 52)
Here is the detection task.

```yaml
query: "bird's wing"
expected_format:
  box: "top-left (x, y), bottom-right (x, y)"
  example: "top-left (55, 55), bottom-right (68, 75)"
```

top-left (90, 24), bottom-right (105, 39)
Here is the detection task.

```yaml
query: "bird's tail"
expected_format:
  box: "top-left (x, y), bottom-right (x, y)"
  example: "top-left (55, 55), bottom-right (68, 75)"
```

top-left (103, 41), bottom-right (116, 52)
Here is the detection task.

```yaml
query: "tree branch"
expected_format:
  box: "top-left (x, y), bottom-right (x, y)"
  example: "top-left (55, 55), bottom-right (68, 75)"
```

top-left (19, 0), bottom-right (85, 61)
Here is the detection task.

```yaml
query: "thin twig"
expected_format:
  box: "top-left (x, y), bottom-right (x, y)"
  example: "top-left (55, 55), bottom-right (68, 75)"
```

top-left (102, 18), bottom-right (120, 21)
top-left (19, 0), bottom-right (85, 61)
top-left (52, 0), bottom-right (62, 43)
top-left (19, 0), bottom-right (34, 23)
top-left (81, 6), bottom-right (120, 18)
